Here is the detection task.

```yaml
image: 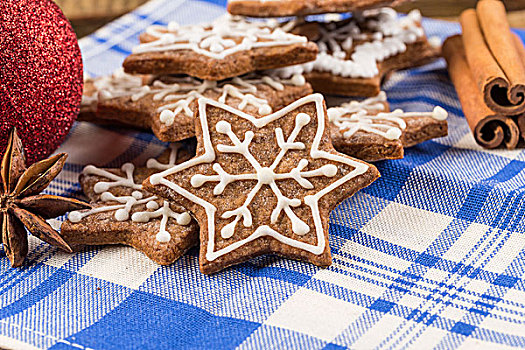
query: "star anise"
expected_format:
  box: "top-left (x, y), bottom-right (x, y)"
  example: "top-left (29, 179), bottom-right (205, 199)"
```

top-left (1, 128), bottom-right (90, 267)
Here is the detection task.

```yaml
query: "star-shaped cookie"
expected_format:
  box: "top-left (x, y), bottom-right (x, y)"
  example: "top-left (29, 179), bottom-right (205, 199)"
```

top-left (228, 0), bottom-right (410, 18)
top-left (328, 92), bottom-right (448, 161)
top-left (80, 70), bottom-right (313, 142)
top-left (123, 15), bottom-right (318, 81)
top-left (60, 144), bottom-right (199, 265)
top-left (143, 94), bottom-right (380, 274)
top-left (274, 8), bottom-right (440, 97)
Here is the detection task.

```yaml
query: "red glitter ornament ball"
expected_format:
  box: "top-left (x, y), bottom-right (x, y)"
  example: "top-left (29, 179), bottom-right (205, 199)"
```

top-left (0, 0), bottom-right (83, 164)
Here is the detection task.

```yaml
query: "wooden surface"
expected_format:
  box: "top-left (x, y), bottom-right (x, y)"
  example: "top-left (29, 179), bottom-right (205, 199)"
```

top-left (397, 0), bottom-right (525, 27)
top-left (55, 0), bottom-right (525, 37)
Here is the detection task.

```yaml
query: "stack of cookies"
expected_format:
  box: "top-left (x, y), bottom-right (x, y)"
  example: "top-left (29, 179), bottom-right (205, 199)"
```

top-left (64, 1), bottom-right (449, 274)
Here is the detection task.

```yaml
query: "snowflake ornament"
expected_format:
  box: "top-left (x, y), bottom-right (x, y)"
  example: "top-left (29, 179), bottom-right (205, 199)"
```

top-left (145, 94), bottom-right (379, 274)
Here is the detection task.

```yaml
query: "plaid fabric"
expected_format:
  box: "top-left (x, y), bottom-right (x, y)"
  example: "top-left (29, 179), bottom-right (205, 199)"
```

top-left (2, 0), bottom-right (525, 349)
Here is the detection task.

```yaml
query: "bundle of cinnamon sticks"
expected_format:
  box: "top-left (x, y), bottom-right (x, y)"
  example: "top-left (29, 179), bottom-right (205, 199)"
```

top-left (443, 0), bottom-right (525, 149)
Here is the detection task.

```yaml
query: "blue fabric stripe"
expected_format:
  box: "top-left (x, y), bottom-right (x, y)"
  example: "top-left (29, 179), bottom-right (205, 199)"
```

top-left (1, 1), bottom-right (525, 349)
top-left (51, 291), bottom-right (260, 350)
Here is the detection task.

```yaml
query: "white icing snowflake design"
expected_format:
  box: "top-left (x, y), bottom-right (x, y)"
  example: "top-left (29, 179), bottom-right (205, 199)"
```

top-left (150, 94), bottom-right (370, 261)
top-left (328, 92), bottom-right (448, 140)
top-left (89, 69), bottom-right (306, 126)
top-left (133, 14), bottom-right (307, 59)
top-left (68, 144), bottom-right (191, 243)
top-left (274, 8), bottom-right (434, 79)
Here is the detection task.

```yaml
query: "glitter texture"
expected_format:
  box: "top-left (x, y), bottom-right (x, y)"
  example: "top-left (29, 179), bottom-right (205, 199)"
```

top-left (0, 0), bottom-right (83, 164)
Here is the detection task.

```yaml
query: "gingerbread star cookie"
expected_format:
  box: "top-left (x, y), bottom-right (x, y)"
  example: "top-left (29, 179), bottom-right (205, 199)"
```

top-left (328, 92), bottom-right (448, 161)
top-left (60, 144), bottom-right (199, 265)
top-left (123, 15), bottom-right (318, 81)
top-left (228, 0), bottom-right (411, 18)
top-left (143, 94), bottom-right (380, 274)
top-left (79, 69), bottom-right (313, 142)
top-left (80, 71), bottom-right (154, 126)
top-left (273, 8), bottom-right (440, 97)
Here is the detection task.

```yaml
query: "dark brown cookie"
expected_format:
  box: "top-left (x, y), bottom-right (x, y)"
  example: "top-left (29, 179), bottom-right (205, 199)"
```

top-left (78, 70), bottom-right (313, 142)
top-left (60, 144), bottom-right (200, 265)
top-left (143, 94), bottom-right (380, 274)
top-left (272, 8), bottom-right (440, 97)
top-left (328, 92), bottom-right (449, 162)
top-left (123, 15), bottom-right (318, 80)
top-left (228, 0), bottom-right (411, 18)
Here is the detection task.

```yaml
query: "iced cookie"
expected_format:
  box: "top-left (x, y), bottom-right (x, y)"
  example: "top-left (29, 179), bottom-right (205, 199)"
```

top-left (228, 0), bottom-right (411, 18)
top-left (328, 92), bottom-right (448, 161)
top-left (123, 15), bottom-right (318, 81)
top-left (60, 144), bottom-right (199, 265)
top-left (79, 69), bottom-right (313, 142)
top-left (273, 9), bottom-right (440, 97)
top-left (143, 94), bottom-right (380, 274)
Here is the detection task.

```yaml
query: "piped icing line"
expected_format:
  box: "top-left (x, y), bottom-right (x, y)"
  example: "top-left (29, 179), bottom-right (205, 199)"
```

top-left (68, 148), bottom-right (191, 243)
top-left (146, 143), bottom-right (182, 171)
top-left (274, 8), bottom-right (426, 79)
top-left (133, 14), bottom-right (308, 60)
top-left (88, 69), bottom-right (307, 126)
top-left (327, 92), bottom-right (448, 140)
top-left (149, 94), bottom-right (369, 261)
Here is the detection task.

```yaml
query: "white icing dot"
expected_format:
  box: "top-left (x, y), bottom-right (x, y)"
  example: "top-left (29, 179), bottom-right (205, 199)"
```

top-left (131, 212), bottom-right (148, 222)
top-left (82, 165), bottom-right (97, 174)
top-left (121, 163), bottom-right (134, 173)
top-left (132, 191), bottom-right (143, 199)
top-left (94, 183), bottom-right (110, 193)
top-left (292, 219), bottom-right (310, 235)
top-left (190, 174), bottom-right (207, 188)
top-left (156, 231), bottom-right (171, 243)
top-left (147, 201), bottom-right (159, 210)
top-left (100, 192), bottom-right (113, 201)
top-left (68, 211), bottom-right (82, 223)
top-left (258, 104), bottom-right (272, 115)
top-left (291, 74), bottom-right (306, 86)
top-left (146, 159), bottom-right (156, 168)
top-left (177, 212), bottom-right (192, 225)
top-left (432, 106), bottom-right (448, 121)
top-left (295, 113), bottom-right (311, 127)
top-left (160, 110), bottom-right (176, 126)
top-left (221, 220), bottom-right (237, 239)
top-left (385, 128), bottom-right (402, 140)
top-left (115, 208), bottom-right (129, 221)
top-left (321, 164), bottom-right (338, 177)
top-left (216, 120), bottom-right (231, 134)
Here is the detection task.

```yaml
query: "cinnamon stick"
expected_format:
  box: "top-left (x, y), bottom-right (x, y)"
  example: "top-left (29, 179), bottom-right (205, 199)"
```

top-left (443, 35), bottom-right (520, 149)
top-left (460, 0), bottom-right (525, 116)
top-left (516, 35), bottom-right (525, 140)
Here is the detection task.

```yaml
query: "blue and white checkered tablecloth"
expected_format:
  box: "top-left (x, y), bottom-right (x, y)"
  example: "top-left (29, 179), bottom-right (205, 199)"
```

top-left (2, 0), bottom-right (525, 349)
